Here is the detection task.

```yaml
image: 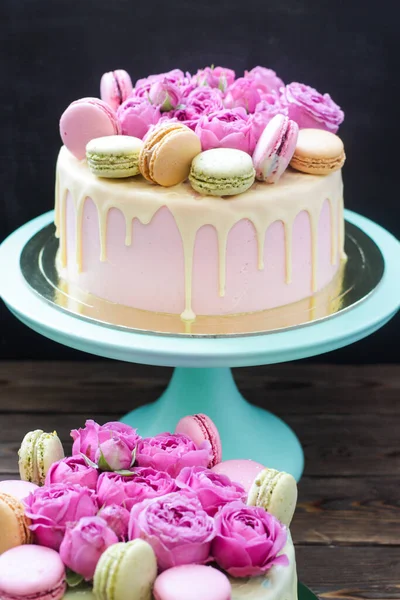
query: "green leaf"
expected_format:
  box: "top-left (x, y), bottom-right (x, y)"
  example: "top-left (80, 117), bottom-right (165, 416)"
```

top-left (80, 453), bottom-right (98, 470)
top-left (66, 569), bottom-right (84, 588)
top-left (97, 447), bottom-right (113, 472)
top-left (130, 447), bottom-right (137, 468)
top-left (114, 469), bottom-right (136, 476)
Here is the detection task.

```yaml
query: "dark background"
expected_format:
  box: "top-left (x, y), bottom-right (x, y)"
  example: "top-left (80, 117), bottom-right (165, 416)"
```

top-left (1, 0), bottom-right (399, 362)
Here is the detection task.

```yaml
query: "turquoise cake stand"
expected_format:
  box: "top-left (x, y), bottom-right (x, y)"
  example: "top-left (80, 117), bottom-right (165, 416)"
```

top-left (1, 210), bottom-right (399, 482)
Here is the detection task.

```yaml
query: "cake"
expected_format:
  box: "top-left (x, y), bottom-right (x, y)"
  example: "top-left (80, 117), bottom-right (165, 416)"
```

top-left (12, 416), bottom-right (299, 600)
top-left (55, 66), bottom-right (346, 322)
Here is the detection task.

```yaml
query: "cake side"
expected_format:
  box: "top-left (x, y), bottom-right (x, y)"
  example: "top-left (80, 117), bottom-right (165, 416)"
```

top-left (55, 146), bottom-right (344, 319)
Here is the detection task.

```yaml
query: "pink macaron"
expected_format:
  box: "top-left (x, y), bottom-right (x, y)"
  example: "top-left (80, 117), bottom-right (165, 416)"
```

top-left (211, 459), bottom-right (265, 494)
top-left (252, 114), bottom-right (299, 183)
top-left (0, 480), bottom-right (38, 501)
top-left (153, 565), bottom-right (231, 600)
top-left (100, 69), bottom-right (133, 111)
top-left (59, 97), bottom-right (121, 160)
top-left (175, 414), bottom-right (222, 467)
top-left (0, 545), bottom-right (66, 600)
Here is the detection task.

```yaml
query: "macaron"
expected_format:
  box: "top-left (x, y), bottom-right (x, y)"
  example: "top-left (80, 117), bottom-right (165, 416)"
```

top-left (189, 148), bottom-right (255, 196)
top-left (211, 459), bottom-right (265, 494)
top-left (100, 69), bottom-right (133, 112)
top-left (60, 97), bottom-right (121, 160)
top-left (18, 429), bottom-right (64, 486)
top-left (290, 128), bottom-right (346, 175)
top-left (86, 135), bottom-right (143, 178)
top-left (93, 540), bottom-right (157, 600)
top-left (0, 480), bottom-right (38, 500)
top-left (247, 467), bottom-right (298, 527)
top-left (0, 545), bottom-right (66, 600)
top-left (175, 413), bottom-right (222, 467)
top-left (153, 565), bottom-right (232, 600)
top-left (252, 114), bottom-right (299, 183)
top-left (0, 493), bottom-right (32, 554)
top-left (139, 123), bottom-right (202, 186)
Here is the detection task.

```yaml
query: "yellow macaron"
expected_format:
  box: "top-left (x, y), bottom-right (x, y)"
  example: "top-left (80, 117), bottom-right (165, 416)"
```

top-left (0, 493), bottom-right (32, 554)
top-left (139, 122), bottom-right (201, 186)
top-left (290, 128), bottom-right (345, 175)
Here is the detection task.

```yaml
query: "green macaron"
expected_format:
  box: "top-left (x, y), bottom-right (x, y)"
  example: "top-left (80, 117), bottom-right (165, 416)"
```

top-left (189, 148), bottom-right (255, 196)
top-left (247, 467), bottom-right (298, 527)
top-left (18, 429), bottom-right (65, 486)
top-left (93, 540), bottom-right (157, 600)
top-left (86, 135), bottom-right (143, 178)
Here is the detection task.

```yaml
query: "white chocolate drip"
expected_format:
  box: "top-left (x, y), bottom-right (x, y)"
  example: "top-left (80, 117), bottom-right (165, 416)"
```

top-left (55, 147), bottom-right (345, 321)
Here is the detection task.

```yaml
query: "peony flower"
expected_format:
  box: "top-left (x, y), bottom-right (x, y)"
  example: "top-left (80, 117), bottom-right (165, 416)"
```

top-left (136, 433), bottom-right (211, 478)
top-left (149, 79), bottom-right (181, 111)
top-left (244, 66), bottom-right (285, 94)
top-left (117, 98), bottom-right (161, 139)
top-left (96, 468), bottom-right (178, 511)
top-left (195, 108), bottom-right (254, 154)
top-left (194, 66), bottom-right (236, 91)
top-left (24, 484), bottom-right (98, 550)
top-left (97, 504), bottom-right (130, 541)
top-left (129, 492), bottom-right (215, 571)
top-left (224, 77), bottom-right (262, 113)
top-left (282, 82), bottom-right (344, 132)
top-left (212, 502), bottom-right (288, 578)
top-left (71, 420), bottom-right (141, 463)
top-left (59, 516), bottom-right (118, 580)
top-left (95, 436), bottom-right (134, 472)
top-left (45, 455), bottom-right (99, 490)
top-left (135, 69), bottom-right (190, 90)
top-left (175, 466), bottom-right (246, 516)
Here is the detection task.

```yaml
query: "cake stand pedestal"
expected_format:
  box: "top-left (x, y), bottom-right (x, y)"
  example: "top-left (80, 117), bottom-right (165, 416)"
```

top-left (1, 210), bottom-right (399, 482)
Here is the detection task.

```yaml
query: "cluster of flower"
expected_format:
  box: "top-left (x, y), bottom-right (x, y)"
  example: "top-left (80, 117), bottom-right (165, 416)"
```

top-left (23, 420), bottom-right (288, 584)
top-left (117, 66), bottom-right (344, 155)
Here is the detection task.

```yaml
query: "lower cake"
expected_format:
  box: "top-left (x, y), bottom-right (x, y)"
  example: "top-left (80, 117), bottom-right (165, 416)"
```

top-left (0, 415), bottom-right (300, 599)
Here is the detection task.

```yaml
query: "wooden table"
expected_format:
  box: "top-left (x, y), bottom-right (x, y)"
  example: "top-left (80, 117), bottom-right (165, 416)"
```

top-left (0, 362), bottom-right (399, 599)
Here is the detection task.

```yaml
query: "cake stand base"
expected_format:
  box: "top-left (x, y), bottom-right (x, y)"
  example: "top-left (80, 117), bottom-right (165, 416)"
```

top-left (121, 366), bottom-right (303, 478)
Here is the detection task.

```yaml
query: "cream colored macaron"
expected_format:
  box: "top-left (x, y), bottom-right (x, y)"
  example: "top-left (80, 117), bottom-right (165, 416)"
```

top-left (290, 128), bottom-right (345, 175)
top-left (247, 467), bottom-right (298, 527)
top-left (18, 430), bottom-right (64, 486)
top-left (86, 135), bottom-right (143, 178)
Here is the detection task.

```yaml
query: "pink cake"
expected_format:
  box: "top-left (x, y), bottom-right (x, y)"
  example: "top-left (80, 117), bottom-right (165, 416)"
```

top-left (55, 65), bottom-right (346, 322)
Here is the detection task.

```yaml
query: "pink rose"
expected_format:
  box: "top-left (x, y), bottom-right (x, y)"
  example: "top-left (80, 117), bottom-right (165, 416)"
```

top-left (97, 504), bottom-right (130, 541)
top-left (59, 516), bottom-right (118, 580)
top-left (175, 466), bottom-right (246, 516)
top-left (45, 455), bottom-right (98, 490)
top-left (97, 468), bottom-right (177, 511)
top-left (213, 502), bottom-right (288, 578)
top-left (224, 77), bottom-right (261, 113)
top-left (244, 67), bottom-right (284, 94)
top-left (71, 420), bottom-right (141, 463)
top-left (24, 484), bottom-right (98, 550)
top-left (249, 93), bottom-right (289, 147)
top-left (135, 69), bottom-right (190, 89)
top-left (95, 436), bottom-right (134, 472)
top-left (129, 492), bottom-right (215, 571)
top-left (282, 82), bottom-right (344, 132)
top-left (136, 433), bottom-right (211, 477)
top-left (149, 79), bottom-right (181, 111)
top-left (185, 87), bottom-right (224, 117)
top-left (117, 98), bottom-right (161, 139)
top-left (194, 66), bottom-right (236, 91)
top-left (195, 108), bottom-right (254, 154)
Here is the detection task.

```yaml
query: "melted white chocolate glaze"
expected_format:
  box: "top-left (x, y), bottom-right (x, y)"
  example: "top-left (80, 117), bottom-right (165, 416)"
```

top-left (55, 146), bottom-right (345, 321)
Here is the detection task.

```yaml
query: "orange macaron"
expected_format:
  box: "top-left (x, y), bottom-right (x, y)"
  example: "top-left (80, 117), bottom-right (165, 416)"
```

top-left (0, 492), bottom-right (32, 554)
top-left (290, 128), bottom-right (345, 175)
top-left (139, 123), bottom-right (201, 186)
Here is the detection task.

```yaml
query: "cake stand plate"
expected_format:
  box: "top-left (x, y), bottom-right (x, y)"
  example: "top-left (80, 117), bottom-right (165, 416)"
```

top-left (1, 210), bottom-right (399, 481)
